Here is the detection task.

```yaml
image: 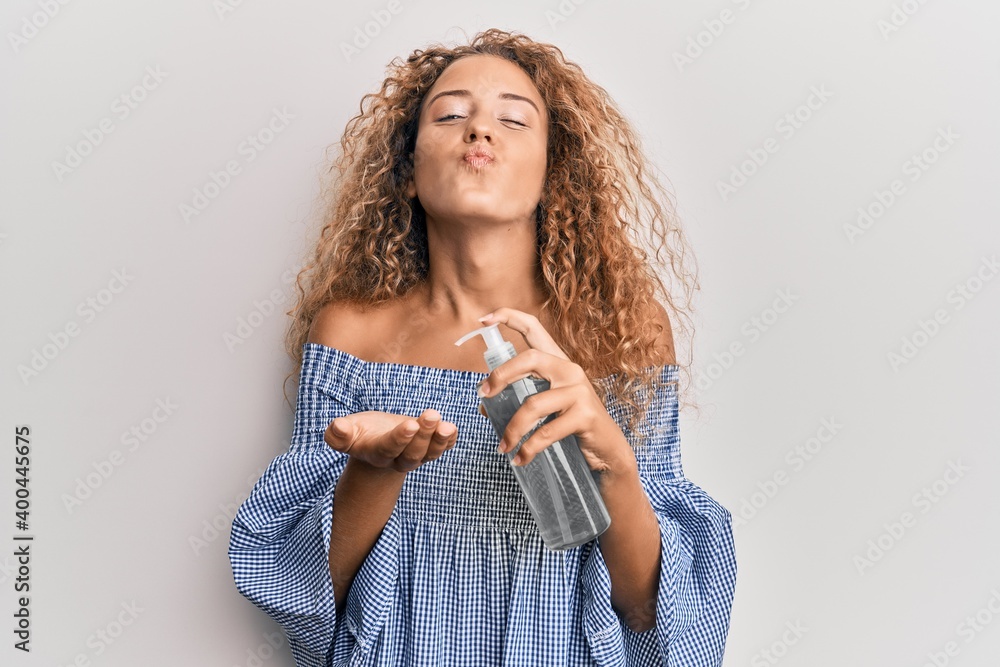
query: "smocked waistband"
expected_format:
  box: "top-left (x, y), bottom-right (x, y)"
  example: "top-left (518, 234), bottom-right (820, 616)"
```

top-left (395, 433), bottom-right (538, 533)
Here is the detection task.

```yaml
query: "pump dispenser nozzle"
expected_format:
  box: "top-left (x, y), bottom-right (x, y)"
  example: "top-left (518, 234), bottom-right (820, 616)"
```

top-left (454, 323), bottom-right (517, 371)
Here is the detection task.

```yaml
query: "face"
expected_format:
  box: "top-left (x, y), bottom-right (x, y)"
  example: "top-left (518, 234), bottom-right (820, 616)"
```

top-left (406, 54), bottom-right (549, 227)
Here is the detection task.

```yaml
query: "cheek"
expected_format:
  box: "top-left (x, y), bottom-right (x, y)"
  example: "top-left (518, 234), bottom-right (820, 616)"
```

top-left (412, 142), bottom-right (430, 173)
top-left (528, 138), bottom-right (548, 173)
top-left (523, 146), bottom-right (548, 185)
top-left (412, 129), bottom-right (443, 166)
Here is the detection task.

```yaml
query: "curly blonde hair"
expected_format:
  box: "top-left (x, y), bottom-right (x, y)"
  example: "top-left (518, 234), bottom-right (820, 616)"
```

top-left (282, 28), bottom-right (701, 441)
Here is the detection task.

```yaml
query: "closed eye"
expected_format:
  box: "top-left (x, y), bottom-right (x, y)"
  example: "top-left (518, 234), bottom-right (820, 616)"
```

top-left (436, 114), bottom-right (527, 127)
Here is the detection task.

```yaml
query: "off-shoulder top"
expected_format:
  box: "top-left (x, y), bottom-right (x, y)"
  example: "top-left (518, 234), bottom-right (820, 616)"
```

top-left (229, 342), bottom-right (737, 666)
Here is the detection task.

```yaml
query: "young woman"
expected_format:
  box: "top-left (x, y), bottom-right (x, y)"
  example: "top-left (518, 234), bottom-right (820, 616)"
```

top-left (230, 28), bottom-right (736, 667)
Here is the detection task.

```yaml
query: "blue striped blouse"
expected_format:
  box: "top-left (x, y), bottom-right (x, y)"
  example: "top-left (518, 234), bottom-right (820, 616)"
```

top-left (229, 342), bottom-right (736, 666)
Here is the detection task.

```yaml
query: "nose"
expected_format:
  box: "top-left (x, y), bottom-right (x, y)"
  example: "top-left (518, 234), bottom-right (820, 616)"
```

top-left (466, 110), bottom-right (494, 143)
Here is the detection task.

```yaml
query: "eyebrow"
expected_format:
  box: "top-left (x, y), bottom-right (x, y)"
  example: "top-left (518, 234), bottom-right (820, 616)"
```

top-left (425, 89), bottom-right (541, 116)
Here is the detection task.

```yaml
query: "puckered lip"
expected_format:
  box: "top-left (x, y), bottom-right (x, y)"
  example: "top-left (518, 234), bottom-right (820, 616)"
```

top-left (463, 145), bottom-right (495, 163)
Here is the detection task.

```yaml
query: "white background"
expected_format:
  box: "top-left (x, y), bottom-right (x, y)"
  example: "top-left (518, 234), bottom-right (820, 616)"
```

top-left (2, 1), bottom-right (998, 665)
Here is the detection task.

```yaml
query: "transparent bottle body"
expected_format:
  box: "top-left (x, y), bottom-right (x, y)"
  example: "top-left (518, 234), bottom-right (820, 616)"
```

top-left (479, 376), bottom-right (611, 550)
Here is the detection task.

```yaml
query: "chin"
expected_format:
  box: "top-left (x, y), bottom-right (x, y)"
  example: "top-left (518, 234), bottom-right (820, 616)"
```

top-left (431, 207), bottom-right (506, 225)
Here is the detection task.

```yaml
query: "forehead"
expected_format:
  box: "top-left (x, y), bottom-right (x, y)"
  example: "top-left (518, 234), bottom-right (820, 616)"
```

top-left (423, 54), bottom-right (545, 111)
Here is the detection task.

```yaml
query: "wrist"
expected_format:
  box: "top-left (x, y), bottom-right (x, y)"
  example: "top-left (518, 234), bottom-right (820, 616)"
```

top-left (597, 450), bottom-right (639, 487)
top-left (345, 456), bottom-right (409, 480)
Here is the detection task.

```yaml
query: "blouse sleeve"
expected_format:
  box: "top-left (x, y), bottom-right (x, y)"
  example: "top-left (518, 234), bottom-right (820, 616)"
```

top-left (579, 370), bottom-right (737, 667)
top-left (227, 347), bottom-right (402, 667)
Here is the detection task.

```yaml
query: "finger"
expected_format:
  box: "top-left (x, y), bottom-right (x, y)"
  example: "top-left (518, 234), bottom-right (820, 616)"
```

top-left (359, 416), bottom-right (417, 466)
top-left (478, 308), bottom-right (571, 361)
top-left (509, 406), bottom-right (578, 467)
top-left (423, 420), bottom-right (457, 462)
top-left (478, 347), bottom-right (568, 402)
top-left (395, 409), bottom-right (440, 470)
top-left (496, 384), bottom-right (565, 455)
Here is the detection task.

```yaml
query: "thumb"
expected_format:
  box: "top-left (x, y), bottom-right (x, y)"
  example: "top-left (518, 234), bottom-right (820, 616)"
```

top-left (326, 417), bottom-right (355, 452)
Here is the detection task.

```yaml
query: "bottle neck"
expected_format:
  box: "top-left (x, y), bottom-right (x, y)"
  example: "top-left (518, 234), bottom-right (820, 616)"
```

top-left (484, 341), bottom-right (517, 370)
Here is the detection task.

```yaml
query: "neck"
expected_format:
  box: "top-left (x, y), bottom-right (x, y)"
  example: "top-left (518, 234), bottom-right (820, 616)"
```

top-left (414, 212), bottom-right (548, 325)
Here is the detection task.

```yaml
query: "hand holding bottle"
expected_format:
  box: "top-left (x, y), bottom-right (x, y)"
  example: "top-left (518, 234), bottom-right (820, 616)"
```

top-left (456, 309), bottom-right (620, 549)
top-left (473, 309), bottom-right (634, 475)
top-left (324, 408), bottom-right (458, 472)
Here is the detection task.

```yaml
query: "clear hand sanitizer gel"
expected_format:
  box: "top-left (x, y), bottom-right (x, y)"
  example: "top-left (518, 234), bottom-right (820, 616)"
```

top-left (455, 323), bottom-right (611, 550)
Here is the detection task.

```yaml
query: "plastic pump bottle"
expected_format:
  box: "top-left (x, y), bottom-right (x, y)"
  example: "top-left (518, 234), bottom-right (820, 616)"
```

top-left (455, 323), bottom-right (611, 550)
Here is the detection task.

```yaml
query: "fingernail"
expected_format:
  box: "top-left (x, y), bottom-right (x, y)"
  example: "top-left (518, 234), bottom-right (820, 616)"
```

top-left (331, 418), bottom-right (346, 435)
top-left (477, 312), bottom-right (493, 322)
top-left (512, 453), bottom-right (523, 466)
top-left (496, 440), bottom-right (506, 453)
top-left (477, 383), bottom-right (488, 398)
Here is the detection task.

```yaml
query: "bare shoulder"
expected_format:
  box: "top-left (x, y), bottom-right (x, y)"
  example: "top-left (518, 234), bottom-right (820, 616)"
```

top-left (306, 300), bottom-right (368, 355)
top-left (650, 300), bottom-right (677, 366)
